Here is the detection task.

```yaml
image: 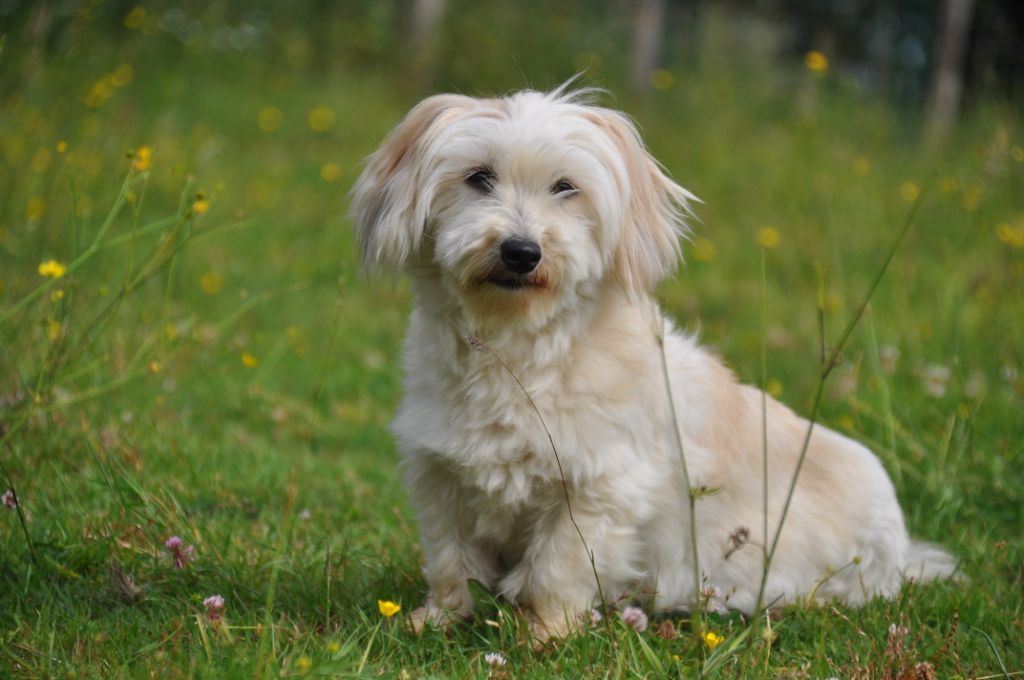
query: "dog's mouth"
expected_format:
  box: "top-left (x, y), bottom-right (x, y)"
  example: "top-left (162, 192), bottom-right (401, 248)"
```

top-left (486, 275), bottom-right (543, 290)
top-left (482, 272), bottom-right (548, 290)
top-left (469, 257), bottom-right (553, 293)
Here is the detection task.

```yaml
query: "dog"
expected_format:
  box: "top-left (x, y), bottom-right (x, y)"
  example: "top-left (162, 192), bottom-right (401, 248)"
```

top-left (350, 84), bottom-right (956, 641)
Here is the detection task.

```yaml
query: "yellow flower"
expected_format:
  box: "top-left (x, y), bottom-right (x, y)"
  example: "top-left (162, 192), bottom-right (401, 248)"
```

top-left (56, 140), bottom-right (68, 154)
top-left (852, 156), bottom-right (870, 177)
top-left (124, 6), bottom-right (146, 29)
top-left (132, 145), bottom-right (152, 171)
top-left (378, 600), bottom-right (401, 617)
top-left (166, 323), bottom-right (179, 340)
top-left (996, 222), bottom-right (1024, 248)
top-left (320, 162), bottom-right (342, 182)
top-left (961, 185), bottom-right (982, 212)
top-left (327, 641), bottom-right (341, 654)
top-left (757, 226), bottom-right (780, 249)
top-left (26, 197), bottom-right (46, 221)
top-left (295, 656), bottom-right (312, 672)
top-left (111, 64), bottom-right (134, 89)
top-left (47, 319), bottom-right (62, 341)
top-left (766, 379), bottom-right (783, 397)
top-left (804, 50), bottom-right (828, 74)
top-left (192, 198), bottom-right (210, 214)
top-left (823, 290), bottom-right (842, 313)
top-left (691, 237), bottom-right (716, 262)
top-left (199, 271), bottom-right (224, 295)
top-left (258, 106), bottom-right (283, 132)
top-left (148, 361), bottom-right (162, 374)
top-left (50, 289), bottom-right (64, 302)
top-left (241, 352), bottom-right (258, 368)
top-left (38, 259), bottom-right (67, 278)
top-left (112, 64), bottom-right (134, 87)
top-left (650, 69), bottom-right (674, 91)
top-left (702, 630), bottom-right (725, 649)
top-left (84, 78), bottom-right (114, 108)
top-left (308, 105), bottom-right (335, 133)
top-left (899, 181), bottom-right (919, 203)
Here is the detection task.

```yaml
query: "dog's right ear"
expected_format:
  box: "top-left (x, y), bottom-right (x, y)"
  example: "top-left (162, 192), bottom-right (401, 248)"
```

top-left (350, 94), bottom-right (474, 272)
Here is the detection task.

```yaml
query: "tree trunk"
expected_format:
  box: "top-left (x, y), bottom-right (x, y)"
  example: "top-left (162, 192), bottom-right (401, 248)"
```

top-left (408, 0), bottom-right (447, 90)
top-left (630, 0), bottom-right (666, 94)
top-left (927, 0), bottom-right (975, 144)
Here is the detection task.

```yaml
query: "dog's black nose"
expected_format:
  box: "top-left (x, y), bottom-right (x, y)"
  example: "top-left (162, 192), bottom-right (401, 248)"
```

top-left (500, 238), bottom-right (542, 274)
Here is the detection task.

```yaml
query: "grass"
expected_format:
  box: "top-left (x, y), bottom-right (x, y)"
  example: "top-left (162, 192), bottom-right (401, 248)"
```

top-left (2, 6), bottom-right (1023, 678)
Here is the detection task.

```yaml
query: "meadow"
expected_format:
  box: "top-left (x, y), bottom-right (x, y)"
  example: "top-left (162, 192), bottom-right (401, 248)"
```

top-left (1, 4), bottom-right (1023, 677)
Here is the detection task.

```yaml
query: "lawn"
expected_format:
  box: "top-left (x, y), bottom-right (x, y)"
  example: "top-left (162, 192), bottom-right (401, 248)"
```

top-left (1, 5), bottom-right (1022, 678)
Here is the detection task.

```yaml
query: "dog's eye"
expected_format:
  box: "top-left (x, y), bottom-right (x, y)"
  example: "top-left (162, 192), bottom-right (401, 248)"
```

top-left (465, 167), bottom-right (496, 193)
top-left (551, 178), bottom-right (577, 196)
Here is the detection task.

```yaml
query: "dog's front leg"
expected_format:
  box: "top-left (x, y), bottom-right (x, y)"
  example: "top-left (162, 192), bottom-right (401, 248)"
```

top-left (406, 454), bottom-right (498, 633)
top-left (500, 491), bottom-right (638, 643)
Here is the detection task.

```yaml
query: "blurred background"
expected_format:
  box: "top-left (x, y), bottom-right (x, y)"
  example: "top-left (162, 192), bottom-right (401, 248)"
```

top-left (1, 2), bottom-right (1023, 675)
top-left (5, 0), bottom-right (1023, 120)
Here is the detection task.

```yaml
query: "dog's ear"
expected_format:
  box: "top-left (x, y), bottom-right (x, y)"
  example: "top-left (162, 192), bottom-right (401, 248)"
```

top-left (584, 108), bottom-right (694, 293)
top-left (350, 94), bottom-right (474, 271)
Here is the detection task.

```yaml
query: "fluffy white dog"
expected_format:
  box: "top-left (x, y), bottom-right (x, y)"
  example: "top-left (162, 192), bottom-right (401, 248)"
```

top-left (350, 85), bottom-right (955, 640)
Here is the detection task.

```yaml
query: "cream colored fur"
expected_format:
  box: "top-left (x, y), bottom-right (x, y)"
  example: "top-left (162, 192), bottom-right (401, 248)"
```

top-left (350, 86), bottom-right (955, 640)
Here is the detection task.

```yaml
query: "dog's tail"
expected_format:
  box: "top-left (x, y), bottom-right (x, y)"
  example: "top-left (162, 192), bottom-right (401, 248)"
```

top-left (903, 540), bottom-right (958, 583)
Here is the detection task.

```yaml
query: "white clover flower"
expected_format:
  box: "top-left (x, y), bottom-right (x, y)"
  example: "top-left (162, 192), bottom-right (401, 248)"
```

top-left (484, 652), bottom-right (507, 667)
top-left (965, 370), bottom-right (986, 399)
top-left (921, 364), bottom-right (951, 398)
top-left (879, 345), bottom-right (900, 374)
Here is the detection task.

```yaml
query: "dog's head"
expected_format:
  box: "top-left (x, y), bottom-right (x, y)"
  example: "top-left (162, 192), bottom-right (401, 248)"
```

top-left (350, 87), bottom-right (695, 326)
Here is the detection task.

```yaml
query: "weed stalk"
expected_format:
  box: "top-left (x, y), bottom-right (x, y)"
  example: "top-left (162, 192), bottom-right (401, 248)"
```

top-left (750, 192), bottom-right (924, 625)
top-left (464, 334), bottom-right (617, 647)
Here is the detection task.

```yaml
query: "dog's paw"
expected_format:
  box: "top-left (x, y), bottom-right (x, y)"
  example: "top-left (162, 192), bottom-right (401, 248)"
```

top-left (528, 611), bottom-right (578, 648)
top-left (409, 606), bottom-right (465, 635)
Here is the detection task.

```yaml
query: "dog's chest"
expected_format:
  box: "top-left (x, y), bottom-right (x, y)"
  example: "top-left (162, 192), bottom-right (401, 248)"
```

top-left (398, 357), bottom-right (576, 504)
top-left (395, 313), bottom-right (672, 508)
top-left (455, 370), bottom-right (565, 500)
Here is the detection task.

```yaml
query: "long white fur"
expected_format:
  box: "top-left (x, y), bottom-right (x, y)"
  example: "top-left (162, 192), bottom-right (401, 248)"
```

top-left (350, 86), bottom-right (956, 639)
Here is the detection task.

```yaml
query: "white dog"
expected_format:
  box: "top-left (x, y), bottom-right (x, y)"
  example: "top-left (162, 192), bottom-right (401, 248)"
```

top-left (350, 85), bottom-right (955, 640)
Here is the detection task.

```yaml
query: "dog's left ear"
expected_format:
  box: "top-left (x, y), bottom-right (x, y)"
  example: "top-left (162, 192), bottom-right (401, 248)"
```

top-left (350, 94), bottom-right (475, 271)
top-left (584, 108), bottom-right (694, 293)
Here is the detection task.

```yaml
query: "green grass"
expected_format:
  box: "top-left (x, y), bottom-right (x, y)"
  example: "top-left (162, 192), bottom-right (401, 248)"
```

top-left (2, 7), bottom-right (1023, 678)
